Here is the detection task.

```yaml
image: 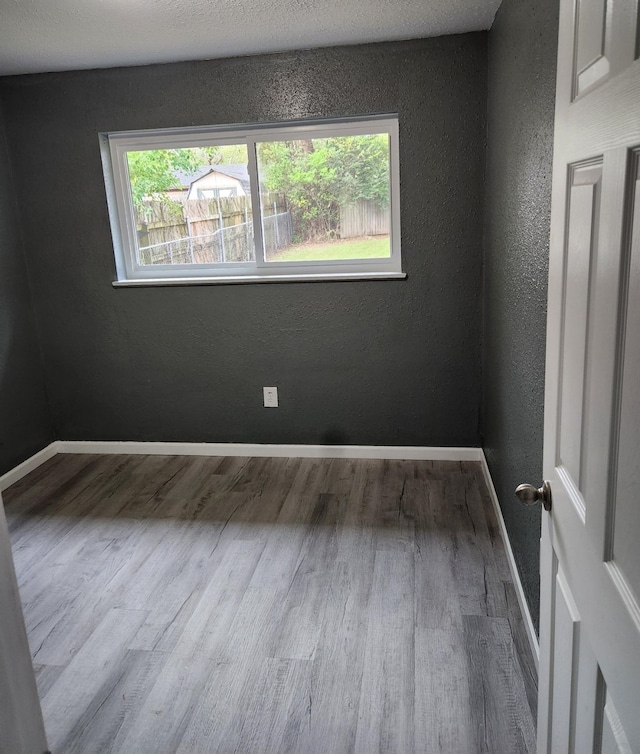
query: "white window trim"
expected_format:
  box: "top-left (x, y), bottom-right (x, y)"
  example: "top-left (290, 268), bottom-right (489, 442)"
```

top-left (100, 115), bottom-right (403, 285)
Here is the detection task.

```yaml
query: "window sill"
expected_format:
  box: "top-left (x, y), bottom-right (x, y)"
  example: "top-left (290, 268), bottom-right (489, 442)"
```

top-left (112, 271), bottom-right (407, 287)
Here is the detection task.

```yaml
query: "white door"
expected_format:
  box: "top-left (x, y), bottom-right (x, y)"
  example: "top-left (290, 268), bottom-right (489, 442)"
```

top-left (537, 0), bottom-right (640, 750)
top-left (0, 492), bottom-right (48, 754)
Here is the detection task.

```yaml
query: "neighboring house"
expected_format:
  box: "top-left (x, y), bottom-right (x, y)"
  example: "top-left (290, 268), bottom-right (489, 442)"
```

top-left (168, 165), bottom-right (250, 200)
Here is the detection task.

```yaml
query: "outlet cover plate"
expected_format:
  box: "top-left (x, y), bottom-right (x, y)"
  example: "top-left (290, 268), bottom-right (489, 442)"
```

top-left (263, 387), bottom-right (278, 408)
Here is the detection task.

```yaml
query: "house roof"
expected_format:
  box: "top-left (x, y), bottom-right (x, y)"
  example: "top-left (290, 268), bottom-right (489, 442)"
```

top-left (173, 165), bottom-right (250, 195)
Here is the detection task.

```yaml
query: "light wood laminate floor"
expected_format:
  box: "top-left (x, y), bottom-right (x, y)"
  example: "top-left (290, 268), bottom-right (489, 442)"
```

top-left (5, 454), bottom-right (537, 753)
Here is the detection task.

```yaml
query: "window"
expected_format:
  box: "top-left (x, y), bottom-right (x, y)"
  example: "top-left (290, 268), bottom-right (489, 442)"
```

top-left (101, 116), bottom-right (403, 285)
top-left (197, 188), bottom-right (238, 200)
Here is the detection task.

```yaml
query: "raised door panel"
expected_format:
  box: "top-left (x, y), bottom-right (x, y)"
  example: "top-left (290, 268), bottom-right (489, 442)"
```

top-left (574, 0), bottom-right (610, 97)
top-left (610, 150), bottom-right (640, 616)
top-left (549, 572), bottom-right (580, 753)
top-left (600, 691), bottom-right (633, 754)
top-left (548, 569), bottom-right (604, 754)
top-left (557, 161), bottom-right (602, 519)
top-left (572, 0), bottom-right (639, 99)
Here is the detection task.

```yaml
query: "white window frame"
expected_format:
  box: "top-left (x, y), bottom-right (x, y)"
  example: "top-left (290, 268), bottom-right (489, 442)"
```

top-left (100, 116), bottom-right (404, 286)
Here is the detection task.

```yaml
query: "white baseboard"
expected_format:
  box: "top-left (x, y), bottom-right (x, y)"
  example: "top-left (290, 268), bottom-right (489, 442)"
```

top-left (56, 440), bottom-right (484, 462)
top-left (0, 441), bottom-right (483, 493)
top-left (0, 442), bottom-right (59, 492)
top-left (479, 451), bottom-right (540, 668)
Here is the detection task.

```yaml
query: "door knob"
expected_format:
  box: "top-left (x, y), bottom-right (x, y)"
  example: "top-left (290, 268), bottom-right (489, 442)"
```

top-left (515, 480), bottom-right (552, 511)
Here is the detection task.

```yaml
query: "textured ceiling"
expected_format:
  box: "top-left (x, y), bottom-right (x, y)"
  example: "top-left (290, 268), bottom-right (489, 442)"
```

top-left (0, 0), bottom-right (500, 77)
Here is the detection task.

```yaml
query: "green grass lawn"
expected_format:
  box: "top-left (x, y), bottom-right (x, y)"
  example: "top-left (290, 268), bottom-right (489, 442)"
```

top-left (269, 236), bottom-right (390, 262)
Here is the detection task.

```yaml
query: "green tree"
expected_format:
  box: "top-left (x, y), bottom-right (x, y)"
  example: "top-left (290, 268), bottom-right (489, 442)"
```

top-left (126, 149), bottom-right (199, 210)
top-left (328, 135), bottom-right (390, 206)
top-left (195, 144), bottom-right (249, 166)
top-left (257, 135), bottom-right (389, 242)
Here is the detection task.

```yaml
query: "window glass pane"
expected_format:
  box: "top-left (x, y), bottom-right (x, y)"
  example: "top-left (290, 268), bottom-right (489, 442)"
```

top-left (256, 134), bottom-right (391, 263)
top-left (126, 145), bottom-right (254, 266)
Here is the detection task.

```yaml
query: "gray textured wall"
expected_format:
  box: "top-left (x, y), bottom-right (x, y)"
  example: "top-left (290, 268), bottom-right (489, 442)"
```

top-left (0, 36), bottom-right (487, 446)
top-left (484, 0), bottom-right (559, 631)
top-left (0, 105), bottom-right (52, 475)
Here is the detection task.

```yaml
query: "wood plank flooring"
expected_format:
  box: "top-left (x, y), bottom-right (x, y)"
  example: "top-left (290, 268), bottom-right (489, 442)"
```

top-left (4, 454), bottom-right (537, 753)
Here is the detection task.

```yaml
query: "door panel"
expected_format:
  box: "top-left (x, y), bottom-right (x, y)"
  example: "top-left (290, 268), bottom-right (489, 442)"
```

top-left (574, 0), bottom-right (610, 96)
top-left (601, 692), bottom-right (633, 754)
top-left (557, 161), bottom-right (602, 508)
top-left (611, 151), bottom-right (640, 607)
top-left (548, 568), bottom-right (603, 754)
top-left (540, 0), bottom-right (640, 749)
top-left (549, 572), bottom-right (580, 753)
top-left (571, 641), bottom-right (600, 754)
top-left (572, 0), bottom-right (639, 98)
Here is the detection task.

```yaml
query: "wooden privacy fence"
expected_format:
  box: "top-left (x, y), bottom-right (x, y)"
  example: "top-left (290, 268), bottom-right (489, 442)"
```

top-left (136, 193), bottom-right (290, 265)
top-left (135, 194), bottom-right (386, 265)
top-left (339, 199), bottom-right (389, 239)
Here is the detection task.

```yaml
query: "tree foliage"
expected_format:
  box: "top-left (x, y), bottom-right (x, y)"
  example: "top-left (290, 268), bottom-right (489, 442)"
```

top-left (198, 144), bottom-right (248, 166)
top-left (257, 134), bottom-right (390, 242)
top-left (126, 145), bottom-right (248, 212)
top-left (126, 149), bottom-right (199, 209)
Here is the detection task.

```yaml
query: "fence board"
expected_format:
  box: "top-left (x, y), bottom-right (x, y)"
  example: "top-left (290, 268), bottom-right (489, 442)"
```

top-left (340, 200), bottom-right (389, 239)
top-left (135, 193), bottom-right (289, 265)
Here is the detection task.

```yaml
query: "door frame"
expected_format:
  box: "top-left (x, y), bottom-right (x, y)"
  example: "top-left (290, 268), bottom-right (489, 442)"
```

top-left (0, 491), bottom-right (49, 754)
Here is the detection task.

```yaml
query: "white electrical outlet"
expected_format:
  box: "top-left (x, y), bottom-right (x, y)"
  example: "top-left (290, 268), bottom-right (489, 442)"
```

top-left (263, 387), bottom-right (278, 408)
